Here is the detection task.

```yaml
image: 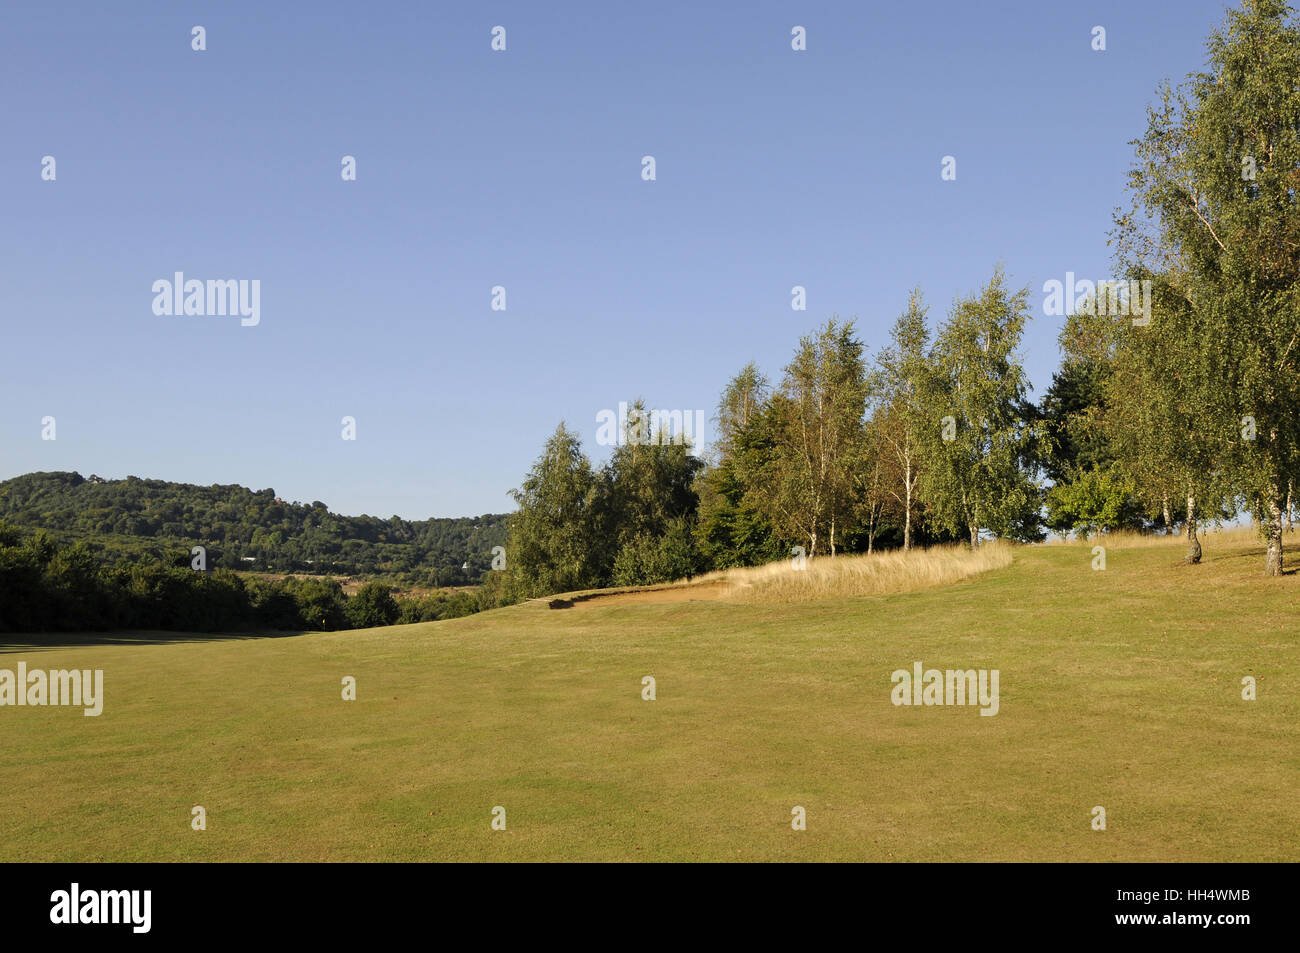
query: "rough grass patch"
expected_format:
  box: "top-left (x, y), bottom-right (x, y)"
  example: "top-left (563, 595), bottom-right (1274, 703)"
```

top-left (699, 541), bottom-right (1014, 603)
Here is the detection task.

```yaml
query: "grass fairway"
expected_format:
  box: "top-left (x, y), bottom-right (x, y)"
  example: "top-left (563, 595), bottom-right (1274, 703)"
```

top-left (2, 534), bottom-right (1297, 862)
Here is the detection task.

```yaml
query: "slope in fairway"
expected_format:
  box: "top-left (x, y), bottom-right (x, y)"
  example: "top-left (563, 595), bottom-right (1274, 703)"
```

top-left (2, 538), bottom-right (1296, 862)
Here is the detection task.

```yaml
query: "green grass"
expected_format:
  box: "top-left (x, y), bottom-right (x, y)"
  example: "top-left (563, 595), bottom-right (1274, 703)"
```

top-left (2, 534), bottom-right (1297, 861)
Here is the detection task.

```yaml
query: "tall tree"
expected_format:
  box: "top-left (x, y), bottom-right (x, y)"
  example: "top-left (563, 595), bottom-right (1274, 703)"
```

top-left (1036, 353), bottom-right (1113, 487)
top-left (872, 288), bottom-right (932, 552)
top-left (1036, 332), bottom-right (1150, 538)
top-left (1088, 284), bottom-right (1230, 561)
top-left (1114, 0), bottom-right (1300, 574)
top-left (918, 268), bottom-right (1041, 547)
top-left (761, 319), bottom-right (870, 558)
top-left (505, 423), bottom-right (605, 598)
top-left (605, 400), bottom-right (706, 585)
top-left (697, 365), bottom-right (784, 568)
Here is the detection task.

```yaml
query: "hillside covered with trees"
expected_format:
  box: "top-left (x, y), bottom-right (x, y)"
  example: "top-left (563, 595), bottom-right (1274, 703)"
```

top-left (0, 521), bottom-right (495, 635)
top-left (0, 471), bottom-right (508, 585)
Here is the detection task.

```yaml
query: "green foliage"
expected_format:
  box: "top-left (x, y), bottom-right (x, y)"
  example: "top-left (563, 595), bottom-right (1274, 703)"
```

top-left (1045, 465), bottom-right (1144, 535)
top-left (0, 471), bottom-right (507, 582)
top-left (503, 410), bottom-right (709, 599)
top-left (1114, 0), bottom-right (1300, 571)
top-left (503, 423), bottom-right (607, 599)
top-left (346, 581), bottom-right (400, 629)
top-left (697, 366), bottom-right (785, 568)
top-left (396, 590), bottom-right (480, 624)
top-left (605, 401), bottom-right (705, 580)
top-left (1034, 347), bottom-right (1155, 535)
top-left (0, 521), bottom-right (421, 636)
top-left (918, 267), bottom-right (1044, 545)
top-left (1069, 284), bottom-right (1220, 535)
top-left (472, 570), bottom-right (512, 612)
top-left (760, 318), bottom-right (871, 557)
top-left (869, 289), bottom-right (933, 550)
top-left (612, 518), bottom-right (701, 587)
top-left (1036, 358), bottom-right (1113, 485)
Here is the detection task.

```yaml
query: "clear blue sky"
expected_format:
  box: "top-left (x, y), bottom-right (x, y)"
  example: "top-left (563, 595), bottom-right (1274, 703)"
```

top-left (0, 0), bottom-right (1233, 518)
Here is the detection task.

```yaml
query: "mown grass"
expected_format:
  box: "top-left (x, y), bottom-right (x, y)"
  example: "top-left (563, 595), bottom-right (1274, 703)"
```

top-left (1, 530), bottom-right (1296, 861)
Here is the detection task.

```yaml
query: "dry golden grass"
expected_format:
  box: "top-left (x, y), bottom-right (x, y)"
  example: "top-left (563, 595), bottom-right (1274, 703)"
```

top-left (567, 526), bottom-right (1283, 610)
top-left (695, 540), bottom-right (1015, 603)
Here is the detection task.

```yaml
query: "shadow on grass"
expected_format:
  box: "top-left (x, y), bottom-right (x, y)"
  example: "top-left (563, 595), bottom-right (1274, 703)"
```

top-left (1200, 546), bottom-right (1299, 574)
top-left (547, 595), bottom-right (608, 610)
top-left (0, 629), bottom-right (316, 653)
top-left (545, 589), bottom-right (670, 609)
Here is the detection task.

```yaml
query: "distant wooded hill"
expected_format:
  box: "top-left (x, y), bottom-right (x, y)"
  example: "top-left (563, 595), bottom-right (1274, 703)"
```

top-left (0, 471), bottom-right (509, 585)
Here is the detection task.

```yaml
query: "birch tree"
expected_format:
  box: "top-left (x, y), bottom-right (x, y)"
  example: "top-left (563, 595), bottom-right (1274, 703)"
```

top-left (873, 288), bottom-right (932, 552)
top-left (1114, 0), bottom-right (1300, 574)
top-left (762, 319), bottom-right (870, 558)
top-left (918, 269), bottom-right (1040, 547)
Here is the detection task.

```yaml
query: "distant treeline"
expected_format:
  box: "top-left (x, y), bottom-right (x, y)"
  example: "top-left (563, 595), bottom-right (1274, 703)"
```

top-left (0, 522), bottom-right (504, 637)
top-left (0, 472), bottom-right (507, 585)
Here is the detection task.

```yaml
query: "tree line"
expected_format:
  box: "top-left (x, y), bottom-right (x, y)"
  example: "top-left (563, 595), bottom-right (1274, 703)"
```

top-left (1051, 0), bottom-right (1300, 573)
top-left (503, 0), bottom-right (1300, 591)
top-left (501, 268), bottom-right (1045, 601)
top-left (0, 523), bottom-right (491, 637)
top-left (0, 471), bottom-right (508, 584)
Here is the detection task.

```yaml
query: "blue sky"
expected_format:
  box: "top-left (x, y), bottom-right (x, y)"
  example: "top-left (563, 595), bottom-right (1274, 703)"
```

top-left (1, 0), bottom-right (1234, 518)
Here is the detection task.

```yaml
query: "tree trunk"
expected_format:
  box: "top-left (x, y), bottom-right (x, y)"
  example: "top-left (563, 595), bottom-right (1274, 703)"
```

top-left (1265, 494), bottom-right (1284, 576)
top-left (830, 518), bottom-right (836, 558)
top-left (1184, 491), bottom-right (1201, 565)
top-left (969, 523), bottom-right (979, 549)
top-left (1162, 495), bottom-right (1172, 535)
top-left (903, 456), bottom-right (913, 553)
top-left (1287, 481), bottom-right (1294, 534)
